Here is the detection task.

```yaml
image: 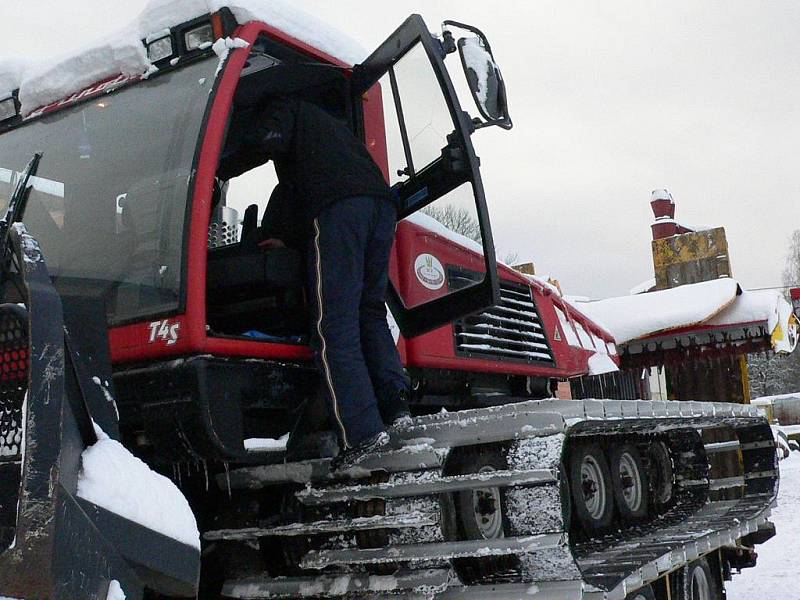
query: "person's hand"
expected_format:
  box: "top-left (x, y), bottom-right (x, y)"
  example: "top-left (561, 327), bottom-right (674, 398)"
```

top-left (259, 238), bottom-right (286, 250)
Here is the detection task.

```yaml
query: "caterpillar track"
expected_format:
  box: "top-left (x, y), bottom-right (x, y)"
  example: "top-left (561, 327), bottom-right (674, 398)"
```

top-left (209, 399), bottom-right (778, 600)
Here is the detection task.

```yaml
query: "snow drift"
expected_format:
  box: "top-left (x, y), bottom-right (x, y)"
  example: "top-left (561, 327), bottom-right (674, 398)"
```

top-left (77, 423), bottom-right (200, 549)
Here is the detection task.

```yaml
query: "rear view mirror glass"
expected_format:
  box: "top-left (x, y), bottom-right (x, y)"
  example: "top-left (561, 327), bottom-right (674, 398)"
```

top-left (442, 20), bottom-right (511, 130)
top-left (459, 37), bottom-right (504, 120)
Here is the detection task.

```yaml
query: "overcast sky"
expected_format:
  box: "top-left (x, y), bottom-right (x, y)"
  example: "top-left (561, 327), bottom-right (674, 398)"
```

top-left (1, 1), bottom-right (798, 298)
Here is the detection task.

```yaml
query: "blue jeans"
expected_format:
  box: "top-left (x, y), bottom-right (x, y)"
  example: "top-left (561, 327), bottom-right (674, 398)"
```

top-left (307, 196), bottom-right (409, 448)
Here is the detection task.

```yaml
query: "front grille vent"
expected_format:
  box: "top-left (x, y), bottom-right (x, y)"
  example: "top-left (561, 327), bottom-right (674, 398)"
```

top-left (453, 280), bottom-right (555, 364)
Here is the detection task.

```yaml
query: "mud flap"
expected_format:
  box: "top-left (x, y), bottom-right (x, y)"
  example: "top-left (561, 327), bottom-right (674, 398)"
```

top-left (0, 225), bottom-right (200, 599)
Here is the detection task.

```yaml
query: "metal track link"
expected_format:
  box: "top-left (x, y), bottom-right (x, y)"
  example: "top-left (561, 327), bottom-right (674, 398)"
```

top-left (296, 468), bottom-right (557, 505)
top-left (300, 534), bottom-right (566, 569)
top-left (204, 512), bottom-right (438, 541)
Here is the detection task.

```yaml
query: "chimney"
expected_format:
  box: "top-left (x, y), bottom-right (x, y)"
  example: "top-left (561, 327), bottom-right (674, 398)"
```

top-left (650, 188), bottom-right (677, 239)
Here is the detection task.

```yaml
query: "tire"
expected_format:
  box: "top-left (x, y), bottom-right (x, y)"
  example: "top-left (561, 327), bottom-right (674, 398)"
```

top-left (648, 440), bottom-right (675, 511)
top-left (676, 557), bottom-right (722, 600)
top-left (444, 446), bottom-right (519, 583)
top-left (625, 584), bottom-right (656, 600)
top-left (569, 443), bottom-right (614, 532)
top-left (610, 443), bottom-right (648, 523)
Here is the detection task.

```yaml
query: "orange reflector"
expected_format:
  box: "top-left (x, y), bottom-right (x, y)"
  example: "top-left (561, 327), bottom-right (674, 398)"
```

top-left (211, 12), bottom-right (224, 39)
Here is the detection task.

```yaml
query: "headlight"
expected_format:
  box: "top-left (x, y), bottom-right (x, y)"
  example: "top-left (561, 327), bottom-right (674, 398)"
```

top-left (184, 23), bottom-right (214, 51)
top-left (146, 34), bottom-right (174, 63)
top-left (0, 95), bottom-right (18, 123)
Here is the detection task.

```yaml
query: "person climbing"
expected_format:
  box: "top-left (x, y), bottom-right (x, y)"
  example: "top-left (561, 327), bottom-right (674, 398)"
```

top-left (218, 95), bottom-right (411, 471)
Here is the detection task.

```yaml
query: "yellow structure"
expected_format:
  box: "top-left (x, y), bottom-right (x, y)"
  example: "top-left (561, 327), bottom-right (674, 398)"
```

top-left (652, 227), bottom-right (731, 290)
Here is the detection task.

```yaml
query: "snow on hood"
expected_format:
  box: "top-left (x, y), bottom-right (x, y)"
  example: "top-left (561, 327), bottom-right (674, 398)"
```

top-left (588, 352), bottom-right (619, 375)
top-left (77, 423), bottom-right (200, 549)
top-left (3, 0), bottom-right (366, 115)
top-left (405, 211), bottom-right (486, 256)
top-left (574, 279), bottom-right (739, 344)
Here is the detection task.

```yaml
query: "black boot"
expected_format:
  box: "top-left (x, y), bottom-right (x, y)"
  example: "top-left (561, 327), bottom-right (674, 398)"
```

top-left (330, 430), bottom-right (390, 473)
top-left (381, 389), bottom-right (412, 428)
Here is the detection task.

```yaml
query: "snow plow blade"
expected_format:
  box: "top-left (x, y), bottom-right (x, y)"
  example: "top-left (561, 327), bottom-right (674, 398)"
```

top-left (215, 399), bottom-right (778, 599)
top-left (0, 226), bottom-right (199, 599)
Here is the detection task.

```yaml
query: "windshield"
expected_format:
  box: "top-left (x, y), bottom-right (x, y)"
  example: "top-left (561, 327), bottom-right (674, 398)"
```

top-left (0, 57), bottom-right (216, 325)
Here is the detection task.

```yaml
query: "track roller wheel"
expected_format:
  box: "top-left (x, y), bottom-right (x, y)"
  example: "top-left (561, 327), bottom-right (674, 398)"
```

top-left (444, 445), bottom-right (519, 584)
top-left (569, 443), bottom-right (614, 533)
top-left (648, 440), bottom-right (674, 511)
top-left (675, 556), bottom-right (722, 600)
top-left (625, 584), bottom-right (656, 600)
top-left (609, 443), bottom-right (648, 523)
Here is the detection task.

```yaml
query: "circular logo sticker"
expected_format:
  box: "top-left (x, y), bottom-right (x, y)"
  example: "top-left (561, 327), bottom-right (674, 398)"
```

top-left (414, 253), bottom-right (445, 290)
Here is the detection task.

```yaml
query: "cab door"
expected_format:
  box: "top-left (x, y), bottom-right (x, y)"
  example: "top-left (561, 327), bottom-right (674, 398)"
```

top-left (354, 15), bottom-right (508, 338)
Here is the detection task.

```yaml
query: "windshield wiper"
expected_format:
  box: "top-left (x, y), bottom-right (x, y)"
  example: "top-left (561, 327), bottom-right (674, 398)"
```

top-left (0, 152), bottom-right (43, 288)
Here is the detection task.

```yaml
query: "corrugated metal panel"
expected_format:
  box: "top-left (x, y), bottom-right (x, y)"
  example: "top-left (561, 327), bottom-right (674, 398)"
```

top-left (453, 277), bottom-right (555, 364)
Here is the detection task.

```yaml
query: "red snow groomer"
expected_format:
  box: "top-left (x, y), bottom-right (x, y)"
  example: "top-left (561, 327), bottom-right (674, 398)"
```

top-left (0, 6), bottom-right (777, 600)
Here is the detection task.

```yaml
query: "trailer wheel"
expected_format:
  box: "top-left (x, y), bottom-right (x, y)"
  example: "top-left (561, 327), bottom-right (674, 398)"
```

top-left (648, 440), bottom-right (674, 510)
top-left (625, 584), bottom-right (656, 600)
top-left (569, 443), bottom-right (614, 532)
top-left (676, 557), bottom-right (722, 600)
top-left (610, 444), bottom-right (648, 523)
top-left (444, 446), bottom-right (519, 583)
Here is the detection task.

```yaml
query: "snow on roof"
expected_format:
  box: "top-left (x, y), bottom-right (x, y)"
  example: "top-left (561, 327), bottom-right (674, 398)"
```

top-left (574, 279), bottom-right (739, 344)
top-left (629, 278), bottom-right (656, 295)
top-left (2, 0), bottom-right (366, 115)
top-left (650, 218), bottom-right (717, 233)
top-left (651, 189), bottom-right (674, 202)
top-left (709, 287), bottom-right (798, 353)
top-left (752, 392), bottom-right (800, 406)
top-left (576, 279), bottom-right (799, 354)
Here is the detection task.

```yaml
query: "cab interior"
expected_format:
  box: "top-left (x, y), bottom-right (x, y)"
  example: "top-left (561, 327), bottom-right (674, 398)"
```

top-left (206, 36), bottom-right (354, 343)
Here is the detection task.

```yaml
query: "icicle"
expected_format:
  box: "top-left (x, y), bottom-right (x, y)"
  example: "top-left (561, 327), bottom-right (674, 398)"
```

top-left (223, 461), bottom-right (232, 499)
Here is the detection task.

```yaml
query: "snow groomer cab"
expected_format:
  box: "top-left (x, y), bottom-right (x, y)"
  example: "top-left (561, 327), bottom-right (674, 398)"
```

top-left (0, 8), bottom-right (525, 469)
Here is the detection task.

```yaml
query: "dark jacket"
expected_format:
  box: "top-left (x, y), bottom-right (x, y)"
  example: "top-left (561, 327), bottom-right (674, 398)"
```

top-left (219, 98), bottom-right (395, 239)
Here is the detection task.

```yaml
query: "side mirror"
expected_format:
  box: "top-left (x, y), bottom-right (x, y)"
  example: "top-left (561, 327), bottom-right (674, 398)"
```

top-left (443, 21), bottom-right (511, 130)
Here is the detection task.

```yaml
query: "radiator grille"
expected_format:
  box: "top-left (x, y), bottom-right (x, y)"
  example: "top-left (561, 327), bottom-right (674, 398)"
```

top-left (453, 280), bottom-right (555, 364)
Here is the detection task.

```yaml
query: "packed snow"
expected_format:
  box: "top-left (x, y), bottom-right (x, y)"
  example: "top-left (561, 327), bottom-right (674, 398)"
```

top-left (574, 279), bottom-right (739, 343)
top-left (106, 580), bottom-right (126, 600)
top-left (727, 451), bottom-right (800, 599)
top-left (1, 0), bottom-right (366, 115)
top-left (244, 432), bottom-right (289, 451)
top-left (77, 423), bottom-right (200, 549)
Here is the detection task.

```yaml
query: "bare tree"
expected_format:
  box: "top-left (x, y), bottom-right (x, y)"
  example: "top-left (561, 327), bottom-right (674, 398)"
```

top-left (421, 204), bottom-right (481, 243)
top-left (749, 229), bottom-right (800, 398)
top-left (783, 229), bottom-right (800, 288)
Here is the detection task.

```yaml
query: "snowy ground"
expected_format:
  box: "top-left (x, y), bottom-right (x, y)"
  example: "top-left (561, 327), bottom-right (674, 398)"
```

top-left (726, 452), bottom-right (800, 598)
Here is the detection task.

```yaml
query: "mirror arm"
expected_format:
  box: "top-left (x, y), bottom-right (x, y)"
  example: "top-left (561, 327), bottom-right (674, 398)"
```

top-left (441, 30), bottom-right (457, 55)
top-left (442, 20), bottom-right (494, 54)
